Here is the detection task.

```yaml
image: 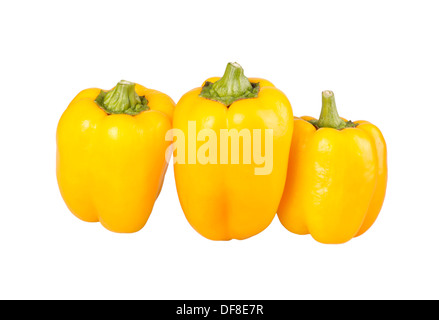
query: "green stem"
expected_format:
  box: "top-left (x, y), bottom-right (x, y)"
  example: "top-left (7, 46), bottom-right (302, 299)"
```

top-left (199, 62), bottom-right (260, 106)
top-left (95, 80), bottom-right (149, 115)
top-left (314, 90), bottom-right (347, 130)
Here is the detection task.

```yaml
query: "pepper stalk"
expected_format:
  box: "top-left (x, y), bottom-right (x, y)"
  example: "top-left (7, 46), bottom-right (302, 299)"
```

top-left (309, 90), bottom-right (357, 129)
top-left (199, 62), bottom-right (260, 106)
top-left (95, 80), bottom-right (149, 115)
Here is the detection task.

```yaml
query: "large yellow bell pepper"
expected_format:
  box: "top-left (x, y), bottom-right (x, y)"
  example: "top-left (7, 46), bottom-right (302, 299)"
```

top-left (56, 80), bottom-right (175, 233)
top-left (172, 62), bottom-right (294, 240)
top-left (277, 90), bottom-right (387, 244)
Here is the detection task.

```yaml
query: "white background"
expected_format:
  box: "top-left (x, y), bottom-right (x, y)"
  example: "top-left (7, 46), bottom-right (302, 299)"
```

top-left (0, 0), bottom-right (438, 300)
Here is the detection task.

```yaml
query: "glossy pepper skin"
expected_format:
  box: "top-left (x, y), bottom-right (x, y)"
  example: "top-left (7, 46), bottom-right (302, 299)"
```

top-left (56, 80), bottom-right (175, 233)
top-left (277, 90), bottom-right (387, 244)
top-left (172, 63), bottom-right (294, 240)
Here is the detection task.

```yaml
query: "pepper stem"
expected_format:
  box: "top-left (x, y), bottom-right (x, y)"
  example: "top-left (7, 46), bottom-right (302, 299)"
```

top-left (95, 80), bottom-right (149, 115)
top-left (315, 90), bottom-right (347, 130)
top-left (199, 62), bottom-right (260, 106)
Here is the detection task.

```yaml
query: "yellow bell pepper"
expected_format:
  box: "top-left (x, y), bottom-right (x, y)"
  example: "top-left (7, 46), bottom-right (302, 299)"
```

top-left (172, 62), bottom-right (294, 240)
top-left (56, 80), bottom-right (175, 233)
top-left (277, 90), bottom-right (387, 244)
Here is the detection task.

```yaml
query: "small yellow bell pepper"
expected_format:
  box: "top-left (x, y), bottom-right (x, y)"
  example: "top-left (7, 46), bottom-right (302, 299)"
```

top-left (56, 80), bottom-right (175, 233)
top-left (277, 90), bottom-right (387, 244)
top-left (172, 62), bottom-right (294, 240)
